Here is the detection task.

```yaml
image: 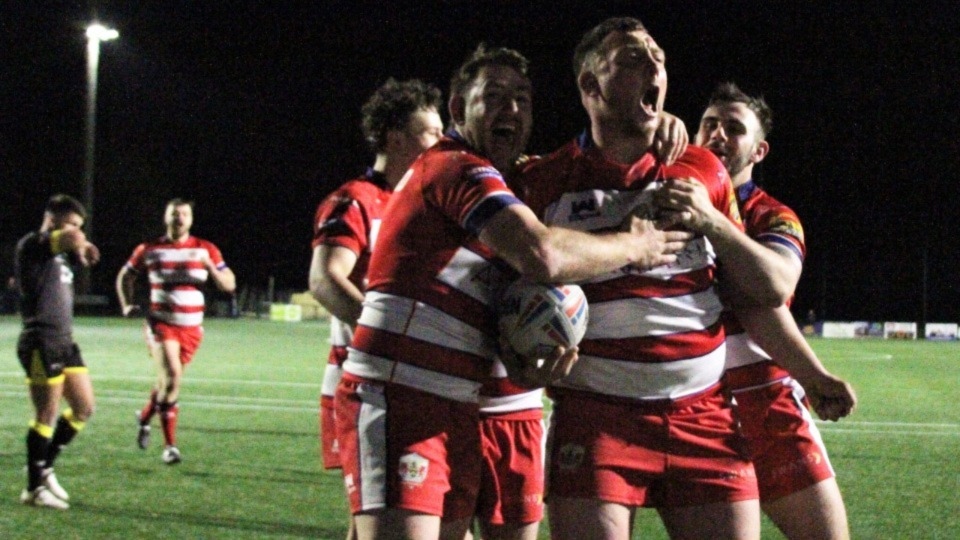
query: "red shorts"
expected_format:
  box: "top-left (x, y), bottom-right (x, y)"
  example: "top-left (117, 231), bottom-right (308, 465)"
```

top-left (146, 320), bottom-right (203, 366)
top-left (732, 378), bottom-right (835, 502)
top-left (320, 346), bottom-right (348, 469)
top-left (335, 375), bottom-right (481, 519)
top-left (547, 385), bottom-right (757, 508)
top-left (477, 409), bottom-right (545, 525)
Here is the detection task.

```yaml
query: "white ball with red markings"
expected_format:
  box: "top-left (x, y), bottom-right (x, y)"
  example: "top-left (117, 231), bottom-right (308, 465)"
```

top-left (498, 281), bottom-right (589, 359)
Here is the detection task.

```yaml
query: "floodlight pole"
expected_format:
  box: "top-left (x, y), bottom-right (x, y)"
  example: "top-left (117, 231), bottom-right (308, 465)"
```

top-left (83, 23), bottom-right (118, 243)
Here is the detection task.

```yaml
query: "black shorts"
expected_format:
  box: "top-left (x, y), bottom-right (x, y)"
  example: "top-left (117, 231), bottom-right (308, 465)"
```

top-left (17, 334), bottom-right (86, 385)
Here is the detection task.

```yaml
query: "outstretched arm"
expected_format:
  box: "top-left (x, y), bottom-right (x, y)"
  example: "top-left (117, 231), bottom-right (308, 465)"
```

top-left (479, 203), bottom-right (692, 284)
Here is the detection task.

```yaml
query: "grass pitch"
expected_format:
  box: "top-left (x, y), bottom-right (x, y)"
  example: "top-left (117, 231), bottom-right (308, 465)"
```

top-left (0, 316), bottom-right (957, 539)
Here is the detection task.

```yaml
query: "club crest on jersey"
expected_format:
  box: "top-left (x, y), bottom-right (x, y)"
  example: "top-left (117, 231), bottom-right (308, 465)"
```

top-left (557, 443), bottom-right (586, 471)
top-left (398, 452), bottom-right (429, 486)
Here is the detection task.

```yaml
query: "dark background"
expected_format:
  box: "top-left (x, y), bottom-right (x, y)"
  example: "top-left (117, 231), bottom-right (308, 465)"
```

top-left (3, 1), bottom-right (958, 322)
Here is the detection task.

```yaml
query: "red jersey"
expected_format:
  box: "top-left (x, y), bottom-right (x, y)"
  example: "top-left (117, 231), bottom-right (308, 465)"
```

top-left (517, 135), bottom-right (742, 402)
top-left (123, 235), bottom-right (227, 327)
top-left (724, 181), bottom-right (806, 385)
top-left (312, 168), bottom-right (392, 350)
top-left (345, 134), bottom-right (523, 401)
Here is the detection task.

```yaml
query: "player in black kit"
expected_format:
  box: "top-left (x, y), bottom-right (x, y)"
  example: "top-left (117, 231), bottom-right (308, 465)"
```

top-left (15, 194), bottom-right (100, 510)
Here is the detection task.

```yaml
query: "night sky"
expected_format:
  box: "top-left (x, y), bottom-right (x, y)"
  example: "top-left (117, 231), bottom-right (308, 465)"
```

top-left (4, 1), bottom-right (959, 323)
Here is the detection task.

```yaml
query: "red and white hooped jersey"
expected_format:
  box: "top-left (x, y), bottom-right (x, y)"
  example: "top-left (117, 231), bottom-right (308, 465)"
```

top-left (312, 169), bottom-right (393, 352)
top-left (123, 235), bottom-right (227, 327)
top-left (517, 135), bottom-right (742, 402)
top-left (344, 134), bottom-right (523, 401)
top-left (724, 180), bottom-right (806, 385)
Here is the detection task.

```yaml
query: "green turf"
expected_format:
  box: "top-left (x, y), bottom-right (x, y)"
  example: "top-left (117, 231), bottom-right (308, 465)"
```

top-left (1, 316), bottom-right (957, 539)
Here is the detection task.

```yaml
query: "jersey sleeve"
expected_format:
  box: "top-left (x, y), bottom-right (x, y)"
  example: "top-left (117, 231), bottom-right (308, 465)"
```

top-left (124, 243), bottom-right (147, 273)
top-left (752, 203), bottom-right (806, 262)
top-left (427, 155), bottom-right (523, 237)
top-left (204, 240), bottom-right (227, 270)
top-left (311, 190), bottom-right (368, 255)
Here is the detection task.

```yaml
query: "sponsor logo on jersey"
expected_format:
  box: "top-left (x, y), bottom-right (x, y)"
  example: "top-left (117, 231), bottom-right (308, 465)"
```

top-left (466, 166), bottom-right (505, 185)
top-left (344, 473), bottom-right (356, 495)
top-left (569, 197), bottom-right (600, 221)
top-left (398, 452), bottom-right (429, 486)
top-left (557, 443), bottom-right (585, 471)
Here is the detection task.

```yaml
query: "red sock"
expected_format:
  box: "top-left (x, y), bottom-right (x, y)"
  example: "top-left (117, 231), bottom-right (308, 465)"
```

top-left (158, 402), bottom-right (179, 446)
top-left (139, 390), bottom-right (158, 424)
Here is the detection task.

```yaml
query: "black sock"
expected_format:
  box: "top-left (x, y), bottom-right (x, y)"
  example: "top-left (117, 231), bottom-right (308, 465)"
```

top-left (26, 425), bottom-right (52, 490)
top-left (45, 413), bottom-right (80, 468)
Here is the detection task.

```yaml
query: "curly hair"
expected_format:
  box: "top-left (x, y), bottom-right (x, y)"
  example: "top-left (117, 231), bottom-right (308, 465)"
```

top-left (707, 82), bottom-right (773, 140)
top-left (361, 78), bottom-right (443, 153)
top-left (448, 43), bottom-right (529, 101)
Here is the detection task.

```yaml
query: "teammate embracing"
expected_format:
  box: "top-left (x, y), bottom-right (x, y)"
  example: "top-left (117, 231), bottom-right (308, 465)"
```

top-left (694, 82), bottom-right (856, 539)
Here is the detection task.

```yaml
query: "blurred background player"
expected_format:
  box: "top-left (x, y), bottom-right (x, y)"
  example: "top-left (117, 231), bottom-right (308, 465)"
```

top-left (335, 44), bottom-right (690, 540)
top-left (15, 194), bottom-right (100, 509)
top-left (695, 81), bottom-right (855, 539)
top-left (117, 198), bottom-right (236, 465)
top-left (309, 77), bottom-right (443, 540)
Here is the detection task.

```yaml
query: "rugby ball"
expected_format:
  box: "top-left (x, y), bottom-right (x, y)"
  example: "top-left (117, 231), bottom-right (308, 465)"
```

top-left (498, 281), bottom-right (589, 359)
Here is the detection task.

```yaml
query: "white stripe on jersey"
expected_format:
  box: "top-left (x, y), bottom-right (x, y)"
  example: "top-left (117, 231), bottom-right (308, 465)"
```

top-left (435, 246), bottom-right (508, 304)
top-left (556, 344), bottom-right (727, 400)
top-left (724, 332), bottom-right (773, 370)
top-left (586, 289), bottom-right (724, 340)
top-left (359, 291), bottom-right (496, 359)
top-left (329, 315), bottom-right (355, 347)
top-left (479, 357), bottom-right (544, 414)
top-left (321, 361), bottom-right (343, 398)
top-left (344, 350), bottom-right (481, 403)
top-left (147, 247), bottom-right (210, 263)
top-left (479, 389), bottom-right (544, 414)
top-left (151, 288), bottom-right (205, 306)
top-left (151, 310), bottom-right (204, 327)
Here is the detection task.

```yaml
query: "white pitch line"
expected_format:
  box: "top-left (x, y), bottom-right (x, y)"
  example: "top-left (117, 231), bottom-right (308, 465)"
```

top-left (0, 371), bottom-right (319, 388)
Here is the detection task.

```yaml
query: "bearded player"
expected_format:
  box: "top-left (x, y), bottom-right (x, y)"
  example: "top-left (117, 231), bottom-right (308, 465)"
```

top-left (693, 81), bottom-right (856, 539)
top-left (117, 198), bottom-right (236, 465)
top-left (335, 44), bottom-right (691, 540)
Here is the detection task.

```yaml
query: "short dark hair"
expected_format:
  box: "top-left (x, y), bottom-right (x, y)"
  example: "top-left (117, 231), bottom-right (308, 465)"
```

top-left (166, 197), bottom-right (195, 210)
top-left (573, 17), bottom-right (648, 76)
top-left (361, 78), bottom-right (443, 153)
top-left (45, 194), bottom-right (86, 219)
top-left (449, 43), bottom-right (529, 100)
top-left (707, 82), bottom-right (774, 139)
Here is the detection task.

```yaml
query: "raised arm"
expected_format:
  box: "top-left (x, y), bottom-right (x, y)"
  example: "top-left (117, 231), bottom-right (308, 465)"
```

top-left (308, 244), bottom-right (364, 327)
